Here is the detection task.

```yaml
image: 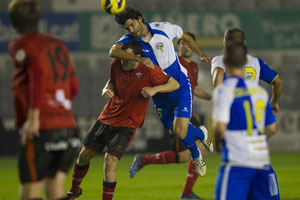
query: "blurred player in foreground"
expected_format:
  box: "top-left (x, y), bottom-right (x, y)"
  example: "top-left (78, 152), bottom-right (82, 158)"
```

top-left (110, 7), bottom-right (213, 177)
top-left (213, 43), bottom-right (277, 200)
top-left (66, 40), bottom-right (179, 200)
top-left (129, 32), bottom-right (211, 200)
top-left (8, 0), bottom-right (80, 199)
top-left (211, 28), bottom-right (281, 199)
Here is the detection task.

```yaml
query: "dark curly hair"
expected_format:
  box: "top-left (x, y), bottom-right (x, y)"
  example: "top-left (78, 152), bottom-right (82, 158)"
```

top-left (115, 6), bottom-right (145, 25)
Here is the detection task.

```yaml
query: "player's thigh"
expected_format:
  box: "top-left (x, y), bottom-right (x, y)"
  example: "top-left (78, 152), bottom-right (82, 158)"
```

top-left (214, 165), bottom-right (254, 200)
top-left (105, 126), bottom-right (135, 160)
top-left (44, 170), bottom-right (67, 200)
top-left (250, 165), bottom-right (280, 200)
top-left (153, 99), bottom-right (175, 129)
top-left (83, 119), bottom-right (111, 152)
top-left (173, 117), bottom-right (190, 138)
top-left (18, 137), bottom-right (54, 184)
top-left (20, 181), bottom-right (44, 200)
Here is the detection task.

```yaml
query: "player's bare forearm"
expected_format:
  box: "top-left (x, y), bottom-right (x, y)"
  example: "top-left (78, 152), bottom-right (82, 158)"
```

top-left (182, 32), bottom-right (211, 62)
top-left (194, 86), bottom-right (212, 101)
top-left (20, 108), bottom-right (40, 145)
top-left (154, 77), bottom-right (179, 93)
top-left (214, 122), bottom-right (226, 152)
top-left (271, 76), bottom-right (283, 113)
top-left (213, 67), bottom-right (225, 88)
top-left (141, 77), bottom-right (179, 98)
top-left (109, 43), bottom-right (138, 61)
top-left (109, 43), bottom-right (154, 68)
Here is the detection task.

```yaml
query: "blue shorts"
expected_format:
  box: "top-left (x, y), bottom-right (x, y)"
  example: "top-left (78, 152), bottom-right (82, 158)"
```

top-left (152, 82), bottom-right (192, 129)
top-left (214, 164), bottom-right (280, 200)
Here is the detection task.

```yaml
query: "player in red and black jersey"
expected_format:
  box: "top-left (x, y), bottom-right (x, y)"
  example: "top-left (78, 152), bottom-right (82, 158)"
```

top-left (66, 40), bottom-right (179, 200)
top-left (8, 0), bottom-right (80, 199)
top-left (129, 32), bottom-right (212, 199)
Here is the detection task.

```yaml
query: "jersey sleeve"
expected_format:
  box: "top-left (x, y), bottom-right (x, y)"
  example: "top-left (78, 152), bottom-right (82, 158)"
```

top-left (151, 65), bottom-right (170, 86)
top-left (115, 34), bottom-right (133, 45)
top-left (161, 22), bottom-right (183, 40)
top-left (258, 58), bottom-right (278, 83)
top-left (109, 60), bottom-right (117, 83)
top-left (265, 101), bottom-right (276, 126)
top-left (212, 86), bottom-right (232, 124)
top-left (28, 59), bottom-right (44, 108)
top-left (211, 56), bottom-right (225, 76)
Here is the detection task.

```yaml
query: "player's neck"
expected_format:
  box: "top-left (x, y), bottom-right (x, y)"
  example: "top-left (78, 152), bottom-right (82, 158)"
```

top-left (180, 55), bottom-right (192, 63)
top-left (142, 24), bottom-right (150, 37)
top-left (227, 68), bottom-right (245, 78)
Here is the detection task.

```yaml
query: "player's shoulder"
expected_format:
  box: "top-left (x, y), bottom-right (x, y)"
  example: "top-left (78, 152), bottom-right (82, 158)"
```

top-left (246, 54), bottom-right (260, 66)
top-left (149, 21), bottom-right (174, 31)
top-left (212, 55), bottom-right (225, 67)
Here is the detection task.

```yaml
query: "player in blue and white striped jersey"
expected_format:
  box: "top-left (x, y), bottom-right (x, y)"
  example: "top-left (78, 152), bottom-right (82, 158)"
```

top-left (213, 43), bottom-right (278, 200)
top-left (109, 7), bottom-right (213, 176)
top-left (211, 28), bottom-right (281, 200)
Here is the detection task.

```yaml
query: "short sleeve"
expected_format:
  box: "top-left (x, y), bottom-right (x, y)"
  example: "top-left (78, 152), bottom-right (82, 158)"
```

top-left (212, 86), bottom-right (232, 124)
top-left (161, 22), bottom-right (183, 40)
top-left (211, 56), bottom-right (225, 76)
top-left (258, 58), bottom-right (278, 83)
top-left (150, 65), bottom-right (170, 86)
top-left (265, 102), bottom-right (276, 126)
top-left (115, 34), bottom-right (133, 45)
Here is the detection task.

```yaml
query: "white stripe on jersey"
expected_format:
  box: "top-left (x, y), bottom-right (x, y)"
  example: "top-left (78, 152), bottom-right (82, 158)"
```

top-left (220, 165), bottom-right (231, 200)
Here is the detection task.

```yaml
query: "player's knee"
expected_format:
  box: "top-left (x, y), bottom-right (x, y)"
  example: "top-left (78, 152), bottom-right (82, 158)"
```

top-left (78, 148), bottom-right (95, 165)
top-left (173, 126), bottom-right (188, 139)
top-left (178, 150), bottom-right (190, 163)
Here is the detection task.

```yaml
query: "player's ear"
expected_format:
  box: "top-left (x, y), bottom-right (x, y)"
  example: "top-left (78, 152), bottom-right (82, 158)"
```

top-left (223, 40), bottom-right (226, 47)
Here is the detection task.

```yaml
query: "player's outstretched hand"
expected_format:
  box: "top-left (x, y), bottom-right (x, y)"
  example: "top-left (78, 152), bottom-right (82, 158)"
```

top-left (141, 87), bottom-right (157, 98)
top-left (102, 88), bottom-right (114, 99)
top-left (200, 55), bottom-right (212, 62)
top-left (20, 118), bottom-right (40, 145)
top-left (137, 57), bottom-right (154, 68)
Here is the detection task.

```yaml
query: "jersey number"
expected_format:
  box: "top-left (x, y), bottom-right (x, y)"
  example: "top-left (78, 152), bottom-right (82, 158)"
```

top-left (244, 67), bottom-right (256, 81)
top-left (157, 108), bottom-right (163, 118)
top-left (243, 100), bottom-right (265, 135)
top-left (48, 47), bottom-right (69, 82)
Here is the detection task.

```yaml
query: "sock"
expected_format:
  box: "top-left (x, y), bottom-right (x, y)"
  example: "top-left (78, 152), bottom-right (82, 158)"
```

top-left (70, 163), bottom-right (89, 193)
top-left (180, 131), bottom-right (200, 160)
top-left (182, 160), bottom-right (199, 195)
top-left (102, 181), bottom-right (117, 200)
top-left (140, 151), bottom-right (176, 166)
top-left (188, 122), bottom-right (204, 140)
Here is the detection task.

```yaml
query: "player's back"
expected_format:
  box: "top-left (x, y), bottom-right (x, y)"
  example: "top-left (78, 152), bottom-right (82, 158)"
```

top-left (211, 54), bottom-right (277, 84)
top-left (213, 76), bottom-right (271, 168)
top-left (9, 33), bottom-right (78, 130)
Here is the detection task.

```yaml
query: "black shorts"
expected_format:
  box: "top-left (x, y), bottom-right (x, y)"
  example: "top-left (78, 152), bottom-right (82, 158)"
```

top-left (83, 120), bottom-right (135, 159)
top-left (170, 115), bottom-right (201, 153)
top-left (18, 128), bottom-right (80, 183)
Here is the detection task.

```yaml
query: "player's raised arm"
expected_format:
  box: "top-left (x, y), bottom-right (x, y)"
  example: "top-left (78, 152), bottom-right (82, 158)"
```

top-left (181, 32), bottom-right (211, 62)
top-left (109, 43), bottom-right (154, 68)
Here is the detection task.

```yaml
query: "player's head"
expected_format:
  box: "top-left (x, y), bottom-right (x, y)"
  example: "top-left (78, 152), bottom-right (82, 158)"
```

top-left (223, 28), bottom-right (245, 46)
top-left (8, 0), bottom-right (40, 35)
top-left (177, 32), bottom-right (196, 59)
top-left (224, 42), bottom-right (247, 69)
top-left (115, 7), bottom-right (145, 38)
top-left (121, 40), bottom-right (142, 71)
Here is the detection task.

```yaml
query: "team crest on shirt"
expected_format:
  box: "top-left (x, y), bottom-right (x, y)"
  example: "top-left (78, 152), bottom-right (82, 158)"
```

top-left (15, 49), bottom-right (26, 62)
top-left (156, 42), bottom-right (164, 51)
top-left (136, 72), bottom-right (142, 79)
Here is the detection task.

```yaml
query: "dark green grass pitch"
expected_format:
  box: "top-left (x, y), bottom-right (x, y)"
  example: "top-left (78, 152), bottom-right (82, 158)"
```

top-left (1, 153), bottom-right (300, 200)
